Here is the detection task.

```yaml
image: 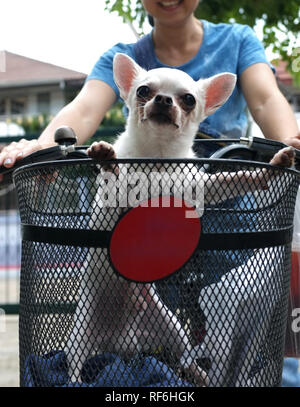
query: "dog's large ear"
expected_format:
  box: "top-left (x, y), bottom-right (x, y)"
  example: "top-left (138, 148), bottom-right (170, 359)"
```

top-left (113, 53), bottom-right (145, 100)
top-left (201, 73), bottom-right (237, 117)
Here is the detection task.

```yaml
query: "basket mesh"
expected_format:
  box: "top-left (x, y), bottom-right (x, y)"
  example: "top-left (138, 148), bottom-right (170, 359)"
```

top-left (14, 158), bottom-right (300, 387)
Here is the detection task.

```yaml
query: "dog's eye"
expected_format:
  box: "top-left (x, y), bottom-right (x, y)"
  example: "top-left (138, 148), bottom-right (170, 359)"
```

top-left (182, 94), bottom-right (196, 107)
top-left (137, 86), bottom-right (150, 98)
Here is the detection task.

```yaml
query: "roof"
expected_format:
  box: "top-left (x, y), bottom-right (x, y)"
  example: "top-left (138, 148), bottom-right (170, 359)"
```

top-left (0, 50), bottom-right (86, 88)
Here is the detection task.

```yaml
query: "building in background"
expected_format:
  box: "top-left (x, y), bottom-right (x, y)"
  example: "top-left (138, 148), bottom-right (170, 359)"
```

top-left (0, 51), bottom-right (86, 134)
top-left (0, 51), bottom-right (87, 278)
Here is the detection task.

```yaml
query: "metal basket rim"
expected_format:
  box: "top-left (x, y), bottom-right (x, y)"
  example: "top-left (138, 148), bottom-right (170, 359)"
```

top-left (12, 156), bottom-right (300, 182)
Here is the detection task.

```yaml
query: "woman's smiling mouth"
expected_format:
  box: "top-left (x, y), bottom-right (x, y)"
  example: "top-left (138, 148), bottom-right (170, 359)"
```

top-left (158, 0), bottom-right (184, 11)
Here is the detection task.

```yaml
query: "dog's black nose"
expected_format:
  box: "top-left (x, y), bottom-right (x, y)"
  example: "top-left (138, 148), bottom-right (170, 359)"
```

top-left (154, 94), bottom-right (173, 106)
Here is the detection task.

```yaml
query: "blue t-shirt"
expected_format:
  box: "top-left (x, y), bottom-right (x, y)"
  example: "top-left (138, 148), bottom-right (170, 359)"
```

top-left (87, 20), bottom-right (273, 138)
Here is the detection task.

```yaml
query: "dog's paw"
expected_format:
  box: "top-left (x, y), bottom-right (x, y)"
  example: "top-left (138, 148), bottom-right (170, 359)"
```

top-left (269, 146), bottom-right (295, 168)
top-left (87, 141), bottom-right (119, 173)
top-left (246, 146), bottom-right (295, 191)
top-left (87, 141), bottom-right (116, 161)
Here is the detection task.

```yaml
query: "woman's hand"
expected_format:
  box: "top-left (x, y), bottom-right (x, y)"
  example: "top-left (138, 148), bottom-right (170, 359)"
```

top-left (0, 138), bottom-right (55, 181)
top-left (279, 132), bottom-right (300, 150)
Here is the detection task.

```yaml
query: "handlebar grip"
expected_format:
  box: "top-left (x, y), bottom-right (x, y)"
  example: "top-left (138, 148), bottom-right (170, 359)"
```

top-left (0, 145), bottom-right (90, 188)
top-left (241, 136), bottom-right (300, 162)
top-left (0, 146), bottom-right (66, 187)
top-left (0, 127), bottom-right (84, 187)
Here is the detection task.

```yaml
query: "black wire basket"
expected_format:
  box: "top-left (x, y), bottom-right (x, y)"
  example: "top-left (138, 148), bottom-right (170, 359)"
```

top-left (13, 156), bottom-right (300, 387)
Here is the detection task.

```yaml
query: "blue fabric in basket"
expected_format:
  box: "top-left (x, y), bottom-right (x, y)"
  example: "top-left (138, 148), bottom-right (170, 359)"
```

top-left (24, 351), bottom-right (192, 387)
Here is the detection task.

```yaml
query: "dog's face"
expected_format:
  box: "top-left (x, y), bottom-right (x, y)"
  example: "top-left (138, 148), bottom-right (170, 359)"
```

top-left (113, 53), bottom-right (236, 136)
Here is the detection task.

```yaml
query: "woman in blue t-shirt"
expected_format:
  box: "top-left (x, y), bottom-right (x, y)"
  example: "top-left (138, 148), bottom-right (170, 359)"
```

top-left (1, 0), bottom-right (299, 387)
top-left (0, 0), bottom-right (299, 167)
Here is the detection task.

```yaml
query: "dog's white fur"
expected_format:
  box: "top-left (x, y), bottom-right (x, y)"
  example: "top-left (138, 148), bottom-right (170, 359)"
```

top-left (64, 53), bottom-right (294, 385)
top-left (112, 54), bottom-right (236, 159)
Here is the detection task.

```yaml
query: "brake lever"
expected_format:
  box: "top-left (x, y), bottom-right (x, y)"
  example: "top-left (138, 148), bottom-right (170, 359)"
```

top-left (240, 136), bottom-right (300, 166)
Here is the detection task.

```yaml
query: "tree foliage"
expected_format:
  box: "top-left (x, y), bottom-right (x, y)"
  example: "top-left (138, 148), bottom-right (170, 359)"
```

top-left (105, 0), bottom-right (300, 62)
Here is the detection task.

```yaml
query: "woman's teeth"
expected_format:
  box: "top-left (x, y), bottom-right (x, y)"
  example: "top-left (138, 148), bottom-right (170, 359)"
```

top-left (160, 1), bottom-right (182, 7)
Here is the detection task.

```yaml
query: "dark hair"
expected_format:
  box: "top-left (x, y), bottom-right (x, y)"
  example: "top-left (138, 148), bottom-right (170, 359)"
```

top-left (147, 14), bottom-right (154, 27)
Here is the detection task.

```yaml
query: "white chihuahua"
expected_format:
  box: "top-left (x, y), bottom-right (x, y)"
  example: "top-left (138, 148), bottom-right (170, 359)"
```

top-left (65, 53), bottom-right (294, 386)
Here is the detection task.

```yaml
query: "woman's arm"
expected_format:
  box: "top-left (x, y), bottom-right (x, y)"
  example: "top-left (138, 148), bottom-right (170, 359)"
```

top-left (39, 79), bottom-right (116, 144)
top-left (0, 79), bottom-right (116, 169)
top-left (240, 62), bottom-right (300, 148)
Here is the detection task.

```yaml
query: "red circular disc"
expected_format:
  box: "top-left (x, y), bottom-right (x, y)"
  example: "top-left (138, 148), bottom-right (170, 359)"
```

top-left (109, 196), bottom-right (201, 282)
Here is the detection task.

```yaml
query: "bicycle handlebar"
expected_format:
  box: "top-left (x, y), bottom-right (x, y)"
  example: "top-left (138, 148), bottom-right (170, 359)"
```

top-left (1, 127), bottom-right (300, 188)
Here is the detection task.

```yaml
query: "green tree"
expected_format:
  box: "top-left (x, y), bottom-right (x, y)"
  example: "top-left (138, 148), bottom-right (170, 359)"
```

top-left (105, 0), bottom-right (300, 63)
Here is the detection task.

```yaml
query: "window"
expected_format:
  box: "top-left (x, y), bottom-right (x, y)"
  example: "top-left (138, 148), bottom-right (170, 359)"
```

top-left (37, 92), bottom-right (50, 114)
top-left (11, 97), bottom-right (26, 114)
top-left (65, 89), bottom-right (79, 105)
top-left (0, 99), bottom-right (5, 115)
